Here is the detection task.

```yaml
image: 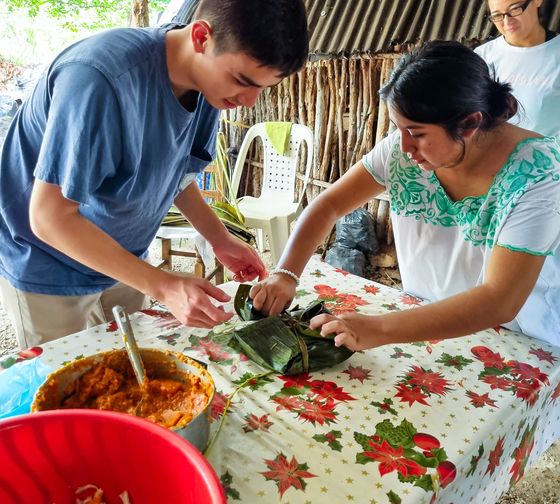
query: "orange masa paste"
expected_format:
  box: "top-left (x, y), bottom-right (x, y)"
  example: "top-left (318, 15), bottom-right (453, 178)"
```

top-left (61, 362), bottom-right (211, 429)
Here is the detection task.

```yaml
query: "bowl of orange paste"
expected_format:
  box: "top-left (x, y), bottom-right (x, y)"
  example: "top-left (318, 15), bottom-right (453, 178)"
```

top-left (31, 349), bottom-right (215, 451)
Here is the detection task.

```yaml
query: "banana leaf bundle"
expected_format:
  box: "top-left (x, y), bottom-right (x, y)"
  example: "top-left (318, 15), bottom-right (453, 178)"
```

top-left (231, 285), bottom-right (354, 375)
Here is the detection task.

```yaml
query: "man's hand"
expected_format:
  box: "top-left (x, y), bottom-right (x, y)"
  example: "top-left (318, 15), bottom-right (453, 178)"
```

top-left (213, 234), bottom-right (267, 282)
top-left (158, 273), bottom-right (234, 328)
top-left (174, 185), bottom-right (267, 282)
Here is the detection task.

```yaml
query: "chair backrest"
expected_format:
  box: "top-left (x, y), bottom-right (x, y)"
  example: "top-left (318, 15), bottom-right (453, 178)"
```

top-left (231, 123), bottom-right (314, 205)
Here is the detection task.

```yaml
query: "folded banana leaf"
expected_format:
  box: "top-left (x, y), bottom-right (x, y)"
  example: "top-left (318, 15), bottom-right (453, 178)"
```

top-left (231, 284), bottom-right (354, 375)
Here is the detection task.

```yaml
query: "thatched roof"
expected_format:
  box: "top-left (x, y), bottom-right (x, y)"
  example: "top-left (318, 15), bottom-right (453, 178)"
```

top-left (306, 0), bottom-right (560, 57)
top-left (165, 0), bottom-right (560, 57)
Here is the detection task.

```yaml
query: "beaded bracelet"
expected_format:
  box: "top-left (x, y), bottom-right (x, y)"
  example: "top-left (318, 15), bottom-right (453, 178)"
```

top-left (272, 268), bottom-right (300, 286)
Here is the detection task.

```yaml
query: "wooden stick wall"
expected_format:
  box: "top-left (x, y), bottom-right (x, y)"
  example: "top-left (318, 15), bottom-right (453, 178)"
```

top-left (222, 53), bottom-right (402, 247)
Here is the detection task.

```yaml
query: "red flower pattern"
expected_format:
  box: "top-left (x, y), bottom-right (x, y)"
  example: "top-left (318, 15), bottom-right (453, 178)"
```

top-left (260, 453), bottom-right (316, 497)
top-left (243, 414), bottom-right (273, 433)
top-left (513, 380), bottom-right (542, 406)
top-left (510, 426), bottom-right (536, 484)
top-left (399, 293), bottom-right (422, 306)
top-left (529, 347), bottom-right (556, 364)
top-left (309, 380), bottom-right (356, 402)
top-left (210, 391), bottom-right (231, 421)
top-left (550, 382), bottom-right (560, 402)
top-left (485, 437), bottom-right (504, 476)
top-left (273, 395), bottom-right (305, 412)
top-left (333, 268), bottom-right (351, 276)
top-left (394, 366), bottom-right (452, 407)
top-left (363, 285), bottom-right (380, 295)
top-left (482, 375), bottom-right (512, 390)
top-left (279, 373), bottom-right (313, 389)
top-left (471, 346), bottom-right (509, 370)
top-left (471, 345), bottom-right (550, 406)
top-left (511, 361), bottom-right (549, 385)
top-left (313, 285), bottom-right (368, 314)
top-left (195, 338), bottom-right (232, 362)
top-left (343, 365), bottom-right (373, 383)
top-left (363, 439), bottom-right (427, 478)
top-left (313, 284), bottom-right (338, 297)
top-left (106, 320), bottom-right (118, 332)
top-left (407, 366), bottom-right (451, 396)
top-left (271, 376), bottom-right (356, 426)
top-left (394, 384), bottom-right (429, 406)
top-left (297, 398), bottom-right (338, 425)
top-left (466, 390), bottom-right (497, 408)
top-left (139, 308), bottom-right (182, 329)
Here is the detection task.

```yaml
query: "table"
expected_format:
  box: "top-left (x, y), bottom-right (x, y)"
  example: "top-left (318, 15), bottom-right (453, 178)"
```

top-left (3, 255), bottom-right (560, 503)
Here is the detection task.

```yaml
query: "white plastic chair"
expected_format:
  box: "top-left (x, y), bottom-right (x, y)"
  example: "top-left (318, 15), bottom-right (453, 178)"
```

top-left (231, 123), bottom-right (314, 265)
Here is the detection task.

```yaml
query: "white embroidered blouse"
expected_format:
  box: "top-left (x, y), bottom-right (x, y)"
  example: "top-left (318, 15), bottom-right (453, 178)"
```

top-left (362, 132), bottom-right (560, 346)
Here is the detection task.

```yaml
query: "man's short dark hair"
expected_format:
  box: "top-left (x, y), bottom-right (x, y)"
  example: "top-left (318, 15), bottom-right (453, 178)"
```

top-left (195, 0), bottom-right (309, 77)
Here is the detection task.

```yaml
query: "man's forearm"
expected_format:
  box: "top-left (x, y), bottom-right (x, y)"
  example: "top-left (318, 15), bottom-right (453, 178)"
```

top-left (174, 183), bottom-right (230, 247)
top-left (32, 207), bottom-right (171, 300)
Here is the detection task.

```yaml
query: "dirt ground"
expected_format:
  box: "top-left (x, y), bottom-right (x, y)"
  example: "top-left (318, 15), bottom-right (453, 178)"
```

top-left (0, 57), bottom-right (22, 90)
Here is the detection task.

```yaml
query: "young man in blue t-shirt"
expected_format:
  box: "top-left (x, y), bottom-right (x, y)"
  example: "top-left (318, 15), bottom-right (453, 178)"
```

top-left (0, 0), bottom-right (309, 348)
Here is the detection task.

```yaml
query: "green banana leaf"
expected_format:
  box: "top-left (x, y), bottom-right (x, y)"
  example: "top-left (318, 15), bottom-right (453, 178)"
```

top-left (162, 205), bottom-right (255, 246)
top-left (231, 285), bottom-right (354, 375)
top-left (210, 201), bottom-right (245, 225)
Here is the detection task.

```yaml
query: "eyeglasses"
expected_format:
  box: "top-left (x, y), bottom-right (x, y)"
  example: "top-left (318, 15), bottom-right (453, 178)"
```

top-left (487, 0), bottom-right (532, 23)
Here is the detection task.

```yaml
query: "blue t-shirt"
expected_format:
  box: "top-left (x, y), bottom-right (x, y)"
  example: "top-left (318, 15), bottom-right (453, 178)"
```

top-left (0, 25), bottom-right (219, 295)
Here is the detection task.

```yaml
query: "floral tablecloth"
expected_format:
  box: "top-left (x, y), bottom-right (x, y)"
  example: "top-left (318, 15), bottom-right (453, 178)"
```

top-left (3, 255), bottom-right (560, 504)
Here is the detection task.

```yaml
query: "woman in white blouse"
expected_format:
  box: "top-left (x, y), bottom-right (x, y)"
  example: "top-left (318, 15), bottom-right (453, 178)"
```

top-left (251, 41), bottom-right (560, 351)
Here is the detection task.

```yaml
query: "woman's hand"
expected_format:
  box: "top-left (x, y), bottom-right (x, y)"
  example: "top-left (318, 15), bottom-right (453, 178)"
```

top-left (310, 312), bottom-right (382, 351)
top-left (249, 273), bottom-right (297, 315)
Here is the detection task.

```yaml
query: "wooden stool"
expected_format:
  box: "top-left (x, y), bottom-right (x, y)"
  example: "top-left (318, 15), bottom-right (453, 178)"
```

top-left (158, 235), bottom-right (224, 284)
top-left (157, 164), bottom-right (225, 284)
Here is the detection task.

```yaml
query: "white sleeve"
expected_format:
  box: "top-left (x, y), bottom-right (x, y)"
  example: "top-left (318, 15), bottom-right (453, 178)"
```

top-left (496, 174), bottom-right (560, 255)
top-left (361, 130), bottom-right (400, 186)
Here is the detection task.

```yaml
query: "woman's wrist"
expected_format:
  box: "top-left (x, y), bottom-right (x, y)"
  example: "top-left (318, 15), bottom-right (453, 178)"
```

top-left (375, 313), bottom-right (408, 347)
top-left (272, 268), bottom-right (300, 286)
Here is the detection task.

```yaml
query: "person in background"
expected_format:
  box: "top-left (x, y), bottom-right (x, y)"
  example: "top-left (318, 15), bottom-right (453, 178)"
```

top-left (475, 0), bottom-right (559, 139)
top-left (250, 41), bottom-right (560, 351)
top-left (0, 0), bottom-right (309, 348)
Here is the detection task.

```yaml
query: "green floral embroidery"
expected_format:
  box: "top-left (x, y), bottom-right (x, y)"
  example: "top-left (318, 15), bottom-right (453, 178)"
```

top-left (387, 137), bottom-right (560, 247)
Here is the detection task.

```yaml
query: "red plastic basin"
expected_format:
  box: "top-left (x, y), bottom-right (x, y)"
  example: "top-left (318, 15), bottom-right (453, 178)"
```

top-left (0, 409), bottom-right (226, 504)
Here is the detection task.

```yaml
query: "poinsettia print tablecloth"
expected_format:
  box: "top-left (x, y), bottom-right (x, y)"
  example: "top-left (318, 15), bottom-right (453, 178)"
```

top-left (4, 255), bottom-right (560, 504)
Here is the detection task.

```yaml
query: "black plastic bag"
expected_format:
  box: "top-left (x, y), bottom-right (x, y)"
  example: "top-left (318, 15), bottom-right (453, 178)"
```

top-left (335, 208), bottom-right (379, 255)
top-left (325, 244), bottom-right (367, 277)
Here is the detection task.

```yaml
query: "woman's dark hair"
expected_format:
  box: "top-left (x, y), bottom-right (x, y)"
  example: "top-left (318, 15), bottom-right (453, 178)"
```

top-left (380, 41), bottom-right (518, 141)
top-left (195, 0), bottom-right (309, 77)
